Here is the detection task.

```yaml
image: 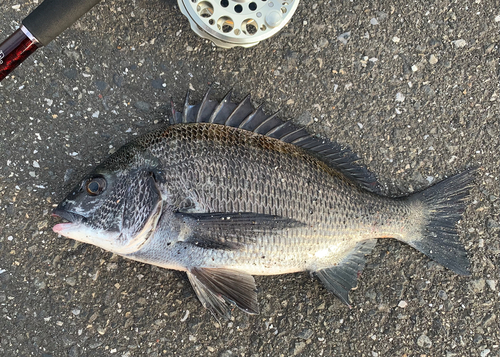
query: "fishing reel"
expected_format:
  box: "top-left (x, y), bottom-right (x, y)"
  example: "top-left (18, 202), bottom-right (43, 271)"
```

top-left (178, 0), bottom-right (300, 48)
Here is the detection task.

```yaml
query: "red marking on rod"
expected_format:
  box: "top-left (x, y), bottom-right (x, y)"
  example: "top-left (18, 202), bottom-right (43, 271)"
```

top-left (0, 29), bottom-right (39, 81)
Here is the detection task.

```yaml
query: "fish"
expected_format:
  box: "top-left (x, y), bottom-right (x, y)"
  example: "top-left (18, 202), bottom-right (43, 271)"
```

top-left (52, 88), bottom-right (475, 319)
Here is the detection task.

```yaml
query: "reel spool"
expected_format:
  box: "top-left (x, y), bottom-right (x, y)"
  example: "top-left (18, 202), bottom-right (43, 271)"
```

top-left (178, 0), bottom-right (300, 49)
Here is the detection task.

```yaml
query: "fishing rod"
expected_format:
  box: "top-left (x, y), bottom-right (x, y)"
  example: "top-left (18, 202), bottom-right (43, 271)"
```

top-left (0, 0), bottom-right (102, 82)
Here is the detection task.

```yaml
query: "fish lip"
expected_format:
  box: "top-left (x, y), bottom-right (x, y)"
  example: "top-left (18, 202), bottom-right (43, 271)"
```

top-left (52, 208), bottom-right (86, 223)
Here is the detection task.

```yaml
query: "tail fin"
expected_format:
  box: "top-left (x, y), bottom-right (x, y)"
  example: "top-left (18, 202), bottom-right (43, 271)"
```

top-left (405, 169), bottom-right (476, 276)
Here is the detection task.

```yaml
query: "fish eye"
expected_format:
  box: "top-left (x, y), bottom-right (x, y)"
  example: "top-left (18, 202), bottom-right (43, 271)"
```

top-left (85, 177), bottom-right (107, 196)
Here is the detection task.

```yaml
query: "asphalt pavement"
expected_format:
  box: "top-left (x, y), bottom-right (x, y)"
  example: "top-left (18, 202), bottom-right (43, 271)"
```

top-left (0, 0), bottom-right (499, 356)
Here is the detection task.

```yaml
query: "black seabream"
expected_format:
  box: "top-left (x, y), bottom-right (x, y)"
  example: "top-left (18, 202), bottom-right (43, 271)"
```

top-left (53, 89), bottom-right (475, 319)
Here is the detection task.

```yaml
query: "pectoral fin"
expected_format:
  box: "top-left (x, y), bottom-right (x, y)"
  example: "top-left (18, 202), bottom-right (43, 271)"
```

top-left (187, 267), bottom-right (259, 319)
top-left (178, 212), bottom-right (304, 230)
top-left (178, 211), bottom-right (305, 251)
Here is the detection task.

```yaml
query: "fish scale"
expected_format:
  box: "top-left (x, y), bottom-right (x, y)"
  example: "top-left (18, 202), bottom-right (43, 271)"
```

top-left (53, 89), bottom-right (475, 319)
top-left (130, 123), bottom-right (413, 272)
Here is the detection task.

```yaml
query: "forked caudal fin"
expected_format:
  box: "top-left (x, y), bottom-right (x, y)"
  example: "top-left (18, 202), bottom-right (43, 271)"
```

top-left (404, 168), bottom-right (476, 276)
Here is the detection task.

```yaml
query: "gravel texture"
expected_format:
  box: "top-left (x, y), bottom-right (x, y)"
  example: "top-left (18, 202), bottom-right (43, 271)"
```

top-left (0, 0), bottom-right (499, 356)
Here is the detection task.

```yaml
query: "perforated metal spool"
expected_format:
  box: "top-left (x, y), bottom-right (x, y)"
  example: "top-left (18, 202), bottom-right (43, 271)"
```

top-left (178, 0), bottom-right (300, 48)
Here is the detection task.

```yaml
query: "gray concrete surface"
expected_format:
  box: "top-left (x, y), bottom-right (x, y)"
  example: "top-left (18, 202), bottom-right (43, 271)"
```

top-left (1, 0), bottom-right (499, 356)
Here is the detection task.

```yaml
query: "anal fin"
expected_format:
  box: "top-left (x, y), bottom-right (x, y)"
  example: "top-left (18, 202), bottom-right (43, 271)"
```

top-left (187, 267), bottom-right (259, 320)
top-left (314, 239), bottom-right (376, 306)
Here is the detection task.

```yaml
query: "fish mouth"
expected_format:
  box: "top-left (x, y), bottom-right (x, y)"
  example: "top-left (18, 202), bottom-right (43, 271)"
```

top-left (52, 208), bottom-right (87, 233)
top-left (52, 208), bottom-right (86, 223)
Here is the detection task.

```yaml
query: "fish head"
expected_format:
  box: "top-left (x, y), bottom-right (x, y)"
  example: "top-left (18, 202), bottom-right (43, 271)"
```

top-left (52, 165), bottom-right (164, 255)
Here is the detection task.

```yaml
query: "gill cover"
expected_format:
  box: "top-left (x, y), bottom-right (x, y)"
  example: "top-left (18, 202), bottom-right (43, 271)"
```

top-left (53, 168), bottom-right (163, 254)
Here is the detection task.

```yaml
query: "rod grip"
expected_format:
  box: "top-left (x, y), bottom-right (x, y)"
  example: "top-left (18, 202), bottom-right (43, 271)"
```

top-left (0, 28), bottom-right (39, 81)
top-left (22, 0), bottom-right (102, 46)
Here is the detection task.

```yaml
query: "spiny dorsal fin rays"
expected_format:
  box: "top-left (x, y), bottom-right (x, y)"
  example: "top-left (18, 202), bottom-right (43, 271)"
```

top-left (170, 98), bottom-right (176, 122)
top-left (254, 111), bottom-right (283, 135)
top-left (171, 87), bottom-right (381, 193)
top-left (169, 98), bottom-right (182, 125)
top-left (224, 94), bottom-right (254, 127)
top-left (182, 89), bottom-right (191, 124)
top-left (239, 105), bottom-right (268, 131)
top-left (309, 143), bottom-right (335, 154)
top-left (279, 127), bottom-right (310, 143)
top-left (209, 90), bottom-right (235, 124)
top-left (179, 88), bottom-right (219, 124)
top-left (265, 121), bottom-right (295, 139)
top-left (196, 85), bottom-right (214, 123)
top-left (291, 135), bottom-right (317, 148)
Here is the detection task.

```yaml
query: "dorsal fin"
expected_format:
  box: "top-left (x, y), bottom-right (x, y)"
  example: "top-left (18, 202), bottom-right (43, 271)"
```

top-left (239, 105), bottom-right (268, 131)
top-left (196, 86), bottom-right (218, 123)
top-left (182, 90), bottom-right (193, 123)
top-left (171, 88), bottom-right (380, 193)
top-left (210, 90), bottom-right (236, 124)
top-left (225, 94), bottom-right (254, 127)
